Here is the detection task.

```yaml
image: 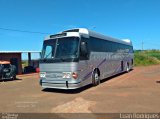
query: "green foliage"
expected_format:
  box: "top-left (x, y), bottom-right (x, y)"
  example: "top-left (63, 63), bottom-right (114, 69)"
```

top-left (134, 50), bottom-right (160, 66)
top-left (22, 60), bottom-right (28, 68)
top-left (144, 50), bottom-right (160, 60)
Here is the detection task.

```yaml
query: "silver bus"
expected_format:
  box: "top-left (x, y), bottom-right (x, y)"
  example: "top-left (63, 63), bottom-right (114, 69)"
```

top-left (39, 28), bottom-right (134, 89)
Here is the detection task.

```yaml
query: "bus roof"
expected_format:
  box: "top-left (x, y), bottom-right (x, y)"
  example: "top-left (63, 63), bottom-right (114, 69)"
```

top-left (46, 28), bottom-right (132, 46)
top-left (88, 29), bottom-right (132, 46)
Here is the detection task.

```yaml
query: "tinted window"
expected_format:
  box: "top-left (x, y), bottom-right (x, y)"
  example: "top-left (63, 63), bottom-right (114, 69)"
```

top-left (84, 36), bottom-right (133, 53)
top-left (42, 39), bottom-right (56, 59)
top-left (44, 46), bottom-right (52, 58)
top-left (55, 37), bottom-right (79, 58)
top-left (42, 37), bottom-right (79, 59)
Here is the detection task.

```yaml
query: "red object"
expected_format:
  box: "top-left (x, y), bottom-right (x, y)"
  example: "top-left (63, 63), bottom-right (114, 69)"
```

top-left (36, 68), bottom-right (40, 73)
top-left (72, 72), bottom-right (78, 79)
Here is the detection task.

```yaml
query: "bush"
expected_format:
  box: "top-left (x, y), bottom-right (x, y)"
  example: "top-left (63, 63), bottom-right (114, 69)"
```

top-left (134, 50), bottom-right (160, 66)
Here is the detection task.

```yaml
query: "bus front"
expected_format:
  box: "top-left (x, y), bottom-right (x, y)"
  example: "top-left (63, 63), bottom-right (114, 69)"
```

top-left (39, 33), bottom-right (82, 89)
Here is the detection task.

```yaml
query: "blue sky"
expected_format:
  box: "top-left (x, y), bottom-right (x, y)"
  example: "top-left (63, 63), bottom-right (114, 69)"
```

top-left (0, 0), bottom-right (160, 56)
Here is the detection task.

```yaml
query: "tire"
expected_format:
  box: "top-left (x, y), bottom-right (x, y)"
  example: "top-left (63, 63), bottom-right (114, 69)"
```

top-left (0, 65), bottom-right (3, 74)
top-left (4, 65), bottom-right (16, 80)
top-left (0, 65), bottom-right (3, 79)
top-left (10, 65), bottom-right (16, 79)
top-left (92, 70), bottom-right (100, 86)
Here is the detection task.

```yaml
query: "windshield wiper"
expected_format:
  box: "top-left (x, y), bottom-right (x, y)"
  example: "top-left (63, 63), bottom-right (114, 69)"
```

top-left (44, 51), bottom-right (52, 59)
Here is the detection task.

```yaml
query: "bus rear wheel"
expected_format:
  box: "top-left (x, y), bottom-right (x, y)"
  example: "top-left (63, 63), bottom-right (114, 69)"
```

top-left (92, 70), bottom-right (100, 86)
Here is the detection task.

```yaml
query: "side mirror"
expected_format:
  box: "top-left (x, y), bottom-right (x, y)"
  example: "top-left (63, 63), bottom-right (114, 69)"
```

top-left (80, 42), bottom-right (88, 57)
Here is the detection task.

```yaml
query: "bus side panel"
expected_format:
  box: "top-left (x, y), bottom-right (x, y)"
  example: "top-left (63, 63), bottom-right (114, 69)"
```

top-left (77, 52), bottom-right (134, 87)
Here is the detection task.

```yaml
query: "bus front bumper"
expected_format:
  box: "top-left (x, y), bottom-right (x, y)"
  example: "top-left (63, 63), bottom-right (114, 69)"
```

top-left (40, 79), bottom-right (82, 89)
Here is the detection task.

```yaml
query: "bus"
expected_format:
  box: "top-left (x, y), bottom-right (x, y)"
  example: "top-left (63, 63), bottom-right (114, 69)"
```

top-left (39, 28), bottom-right (134, 89)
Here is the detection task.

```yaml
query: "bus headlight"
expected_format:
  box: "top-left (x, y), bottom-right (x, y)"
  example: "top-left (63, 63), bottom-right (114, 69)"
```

top-left (63, 72), bottom-right (71, 79)
top-left (40, 72), bottom-right (46, 78)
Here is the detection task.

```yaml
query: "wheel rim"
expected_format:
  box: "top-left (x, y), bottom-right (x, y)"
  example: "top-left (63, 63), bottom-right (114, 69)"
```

top-left (127, 65), bottom-right (129, 72)
top-left (95, 73), bottom-right (99, 82)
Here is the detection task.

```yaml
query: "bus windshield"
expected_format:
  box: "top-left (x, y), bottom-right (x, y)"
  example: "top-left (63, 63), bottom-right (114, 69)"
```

top-left (42, 37), bottom-right (79, 59)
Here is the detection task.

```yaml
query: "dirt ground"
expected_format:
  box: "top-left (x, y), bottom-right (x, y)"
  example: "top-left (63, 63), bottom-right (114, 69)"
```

top-left (0, 65), bottom-right (160, 113)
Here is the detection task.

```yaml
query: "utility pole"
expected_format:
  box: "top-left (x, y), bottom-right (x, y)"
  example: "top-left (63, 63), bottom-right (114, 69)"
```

top-left (142, 41), bottom-right (144, 51)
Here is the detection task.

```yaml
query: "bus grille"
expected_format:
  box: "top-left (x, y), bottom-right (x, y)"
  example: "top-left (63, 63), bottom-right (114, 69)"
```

top-left (46, 73), bottom-right (63, 78)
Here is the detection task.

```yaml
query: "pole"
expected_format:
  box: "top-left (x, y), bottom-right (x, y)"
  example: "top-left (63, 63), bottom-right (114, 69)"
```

top-left (142, 41), bottom-right (144, 51)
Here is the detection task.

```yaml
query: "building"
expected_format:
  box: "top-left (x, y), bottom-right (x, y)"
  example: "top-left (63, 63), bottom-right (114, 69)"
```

top-left (0, 51), bottom-right (40, 74)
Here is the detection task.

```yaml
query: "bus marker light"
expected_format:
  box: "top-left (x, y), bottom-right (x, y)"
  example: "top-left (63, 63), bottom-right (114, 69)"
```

top-left (72, 72), bottom-right (78, 79)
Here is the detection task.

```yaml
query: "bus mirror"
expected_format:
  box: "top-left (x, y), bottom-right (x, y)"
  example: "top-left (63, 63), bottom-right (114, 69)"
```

top-left (80, 42), bottom-right (88, 57)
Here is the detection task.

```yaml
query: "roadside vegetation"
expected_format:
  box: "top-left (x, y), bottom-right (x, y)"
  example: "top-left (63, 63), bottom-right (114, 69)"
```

top-left (22, 60), bottom-right (28, 69)
top-left (134, 50), bottom-right (160, 66)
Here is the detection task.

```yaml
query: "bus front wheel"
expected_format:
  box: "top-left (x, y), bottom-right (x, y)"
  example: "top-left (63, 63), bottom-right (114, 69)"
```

top-left (92, 70), bottom-right (100, 86)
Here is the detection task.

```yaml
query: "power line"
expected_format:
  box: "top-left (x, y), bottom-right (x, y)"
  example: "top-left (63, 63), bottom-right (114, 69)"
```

top-left (0, 27), bottom-right (51, 34)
